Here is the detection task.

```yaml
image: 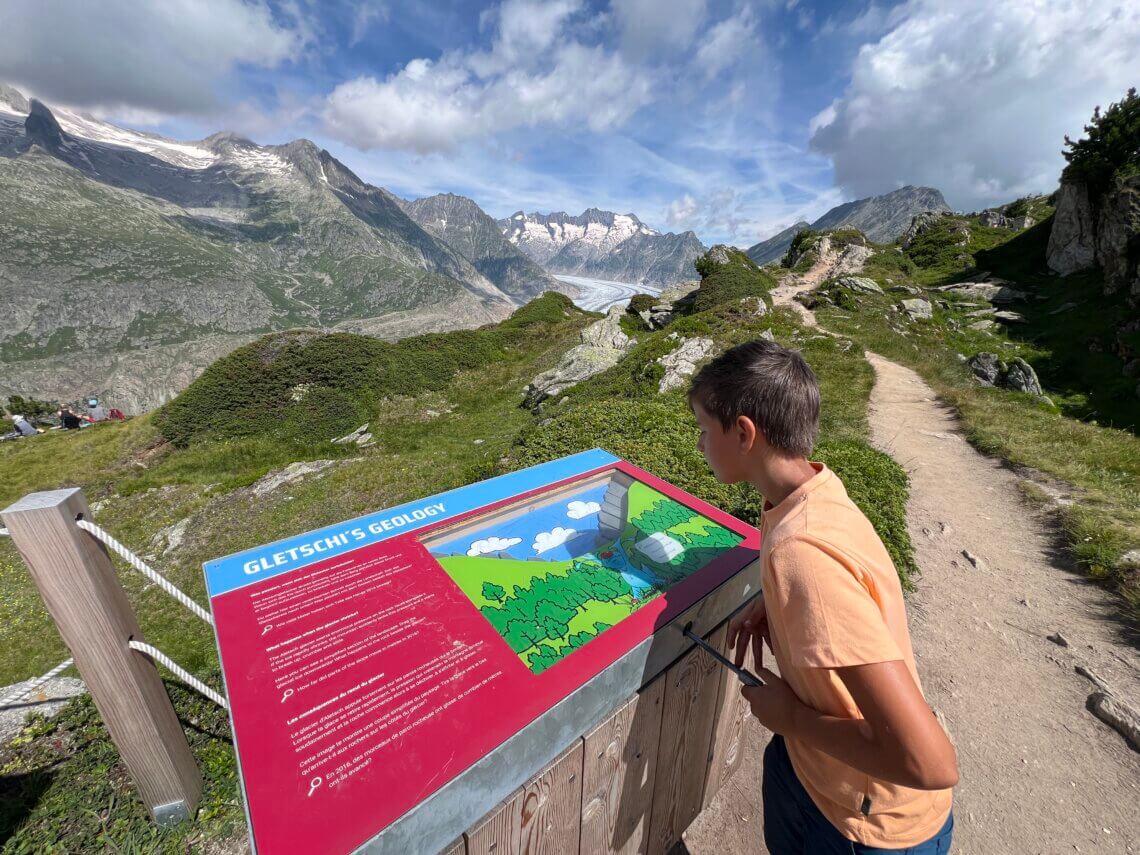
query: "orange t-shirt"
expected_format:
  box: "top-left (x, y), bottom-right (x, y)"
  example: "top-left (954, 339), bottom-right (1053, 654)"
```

top-left (759, 461), bottom-right (952, 848)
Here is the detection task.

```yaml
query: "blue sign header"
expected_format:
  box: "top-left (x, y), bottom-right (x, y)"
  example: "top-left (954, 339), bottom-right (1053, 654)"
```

top-left (204, 448), bottom-right (619, 598)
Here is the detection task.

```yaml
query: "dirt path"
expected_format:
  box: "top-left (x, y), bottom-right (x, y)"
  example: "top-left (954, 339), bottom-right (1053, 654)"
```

top-left (686, 315), bottom-right (1140, 852)
top-left (863, 352), bottom-right (1140, 853)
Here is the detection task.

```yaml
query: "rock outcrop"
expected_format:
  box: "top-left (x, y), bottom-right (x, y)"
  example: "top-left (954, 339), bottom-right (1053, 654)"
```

top-left (657, 336), bottom-right (715, 393)
top-left (967, 352), bottom-right (1044, 396)
top-left (1048, 174), bottom-right (1140, 301)
top-left (901, 299), bottom-right (933, 320)
top-left (523, 306), bottom-right (634, 408)
top-left (251, 459), bottom-right (339, 497)
top-left (979, 209), bottom-right (1035, 230)
top-left (1047, 180), bottom-right (1098, 275)
top-left (833, 276), bottom-right (883, 294)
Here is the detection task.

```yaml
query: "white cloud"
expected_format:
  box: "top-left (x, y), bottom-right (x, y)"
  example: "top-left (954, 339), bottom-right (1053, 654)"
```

top-left (532, 526), bottom-right (577, 554)
top-left (694, 7), bottom-right (758, 80)
top-left (466, 535), bottom-right (523, 556)
top-left (323, 0), bottom-right (654, 152)
top-left (566, 500), bottom-right (601, 519)
top-left (666, 194), bottom-right (700, 228)
top-left (0, 0), bottom-right (309, 116)
top-left (349, 2), bottom-right (389, 47)
top-left (611, 0), bottom-right (707, 59)
top-left (810, 0), bottom-right (1140, 210)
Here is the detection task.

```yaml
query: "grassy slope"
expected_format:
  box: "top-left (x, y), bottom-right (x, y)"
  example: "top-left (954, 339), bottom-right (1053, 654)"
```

top-left (0, 260), bottom-right (916, 850)
top-left (814, 206), bottom-right (1140, 621)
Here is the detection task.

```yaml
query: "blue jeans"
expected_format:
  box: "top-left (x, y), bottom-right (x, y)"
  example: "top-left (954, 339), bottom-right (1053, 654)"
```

top-left (762, 735), bottom-right (954, 854)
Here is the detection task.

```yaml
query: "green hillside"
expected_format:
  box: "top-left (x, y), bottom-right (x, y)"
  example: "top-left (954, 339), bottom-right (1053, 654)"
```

top-left (0, 245), bottom-right (937, 851)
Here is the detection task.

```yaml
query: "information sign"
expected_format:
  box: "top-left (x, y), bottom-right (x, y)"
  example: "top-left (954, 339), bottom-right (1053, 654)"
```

top-left (205, 449), bottom-right (759, 853)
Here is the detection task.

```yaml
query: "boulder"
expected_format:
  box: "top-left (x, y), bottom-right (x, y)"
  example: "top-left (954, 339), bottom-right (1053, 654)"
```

top-left (657, 336), bottom-right (715, 393)
top-left (1004, 357), bottom-right (1043, 395)
top-left (979, 210), bottom-right (1007, 228)
top-left (1047, 179), bottom-right (1097, 275)
top-left (967, 352), bottom-right (1003, 386)
top-left (524, 306), bottom-right (634, 408)
top-left (332, 424), bottom-right (370, 445)
top-left (832, 243), bottom-right (874, 275)
top-left (834, 276), bottom-right (883, 294)
top-left (251, 459), bottom-right (338, 497)
top-left (738, 296), bottom-right (769, 317)
top-left (902, 211), bottom-right (947, 249)
top-left (0, 676), bottom-right (88, 743)
top-left (901, 298), bottom-right (933, 320)
top-left (937, 282), bottom-right (1029, 303)
top-left (993, 310), bottom-right (1026, 323)
top-left (979, 210), bottom-right (1036, 230)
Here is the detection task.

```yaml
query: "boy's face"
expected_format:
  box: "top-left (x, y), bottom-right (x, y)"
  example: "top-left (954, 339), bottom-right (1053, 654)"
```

top-left (692, 401), bottom-right (754, 483)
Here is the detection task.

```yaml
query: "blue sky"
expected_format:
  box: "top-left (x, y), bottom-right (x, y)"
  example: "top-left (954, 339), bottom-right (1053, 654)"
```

top-left (2, 0), bottom-right (1137, 246)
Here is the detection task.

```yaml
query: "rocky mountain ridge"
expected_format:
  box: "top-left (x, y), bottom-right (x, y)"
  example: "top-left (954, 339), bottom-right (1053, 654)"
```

top-left (0, 86), bottom-right (520, 412)
top-left (401, 193), bottom-right (569, 303)
top-left (500, 208), bottom-right (706, 287)
top-left (746, 186), bottom-right (950, 265)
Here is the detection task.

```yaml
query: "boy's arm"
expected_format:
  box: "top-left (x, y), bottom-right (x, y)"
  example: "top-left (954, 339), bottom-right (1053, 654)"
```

top-left (742, 659), bottom-right (959, 791)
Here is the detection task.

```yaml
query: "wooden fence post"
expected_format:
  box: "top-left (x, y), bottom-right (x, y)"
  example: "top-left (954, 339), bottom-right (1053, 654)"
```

top-left (1, 488), bottom-right (203, 825)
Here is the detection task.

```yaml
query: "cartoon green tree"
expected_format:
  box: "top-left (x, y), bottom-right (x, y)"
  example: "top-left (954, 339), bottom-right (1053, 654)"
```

top-left (482, 581), bottom-right (507, 603)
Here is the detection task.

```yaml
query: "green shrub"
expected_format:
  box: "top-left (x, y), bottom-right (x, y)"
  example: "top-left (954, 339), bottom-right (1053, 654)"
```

top-left (785, 229), bottom-right (818, 266)
top-left (827, 228), bottom-right (869, 248)
top-left (1063, 87), bottom-right (1140, 198)
top-left (627, 294), bottom-right (657, 314)
top-left (6, 394), bottom-right (58, 419)
top-left (157, 292), bottom-right (587, 447)
top-left (690, 249), bottom-right (776, 313)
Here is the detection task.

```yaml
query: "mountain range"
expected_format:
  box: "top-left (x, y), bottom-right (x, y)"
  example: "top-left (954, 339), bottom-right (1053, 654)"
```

top-left (401, 193), bottom-right (570, 303)
top-left (746, 186), bottom-right (951, 264)
top-left (0, 86), bottom-right (547, 412)
top-left (500, 209), bottom-right (706, 286)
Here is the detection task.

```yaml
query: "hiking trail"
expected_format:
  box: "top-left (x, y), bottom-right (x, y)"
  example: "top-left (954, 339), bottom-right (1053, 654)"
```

top-left (685, 269), bottom-right (1140, 854)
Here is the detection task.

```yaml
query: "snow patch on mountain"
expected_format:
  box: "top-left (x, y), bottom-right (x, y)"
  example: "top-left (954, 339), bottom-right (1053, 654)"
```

top-left (502, 208), bottom-right (705, 287)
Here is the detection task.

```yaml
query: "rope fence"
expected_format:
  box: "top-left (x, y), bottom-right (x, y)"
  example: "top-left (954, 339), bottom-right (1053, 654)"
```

top-left (76, 518), bottom-right (213, 626)
top-left (129, 641), bottom-right (227, 710)
top-left (0, 657), bottom-right (75, 710)
top-left (2, 515), bottom-right (227, 714)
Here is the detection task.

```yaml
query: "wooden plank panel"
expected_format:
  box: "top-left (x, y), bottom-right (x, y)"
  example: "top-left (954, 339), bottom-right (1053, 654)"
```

top-left (519, 740), bottom-right (584, 855)
top-left (646, 624), bottom-right (727, 855)
top-left (702, 616), bottom-right (758, 809)
top-left (581, 675), bottom-right (666, 854)
top-left (439, 837), bottom-right (466, 855)
top-left (465, 789), bottom-right (523, 855)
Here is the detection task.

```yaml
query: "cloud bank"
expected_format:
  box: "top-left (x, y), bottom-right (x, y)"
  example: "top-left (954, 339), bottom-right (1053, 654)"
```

top-left (0, 0), bottom-right (308, 116)
top-left (809, 0), bottom-right (1140, 210)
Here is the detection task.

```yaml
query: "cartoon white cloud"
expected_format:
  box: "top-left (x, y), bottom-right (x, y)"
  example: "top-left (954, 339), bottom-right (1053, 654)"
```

top-left (466, 536), bottom-right (522, 557)
top-left (566, 500), bottom-right (601, 520)
top-left (532, 526), bottom-right (577, 555)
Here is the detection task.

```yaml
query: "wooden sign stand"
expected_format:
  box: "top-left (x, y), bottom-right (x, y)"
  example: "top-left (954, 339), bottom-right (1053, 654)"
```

top-left (1, 488), bottom-right (202, 825)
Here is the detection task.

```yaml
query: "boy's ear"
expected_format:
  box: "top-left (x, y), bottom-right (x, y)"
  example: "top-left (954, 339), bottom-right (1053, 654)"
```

top-left (735, 415), bottom-right (759, 451)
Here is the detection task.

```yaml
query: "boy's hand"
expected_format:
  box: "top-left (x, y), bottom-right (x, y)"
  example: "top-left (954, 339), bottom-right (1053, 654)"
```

top-left (741, 669), bottom-right (802, 735)
top-left (727, 594), bottom-right (770, 669)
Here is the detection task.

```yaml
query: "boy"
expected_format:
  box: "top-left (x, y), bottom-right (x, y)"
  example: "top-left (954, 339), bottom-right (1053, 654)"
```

top-left (688, 339), bottom-right (957, 854)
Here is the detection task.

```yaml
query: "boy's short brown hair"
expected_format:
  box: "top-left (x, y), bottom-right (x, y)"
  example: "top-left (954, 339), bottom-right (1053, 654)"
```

top-left (688, 338), bottom-right (820, 456)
